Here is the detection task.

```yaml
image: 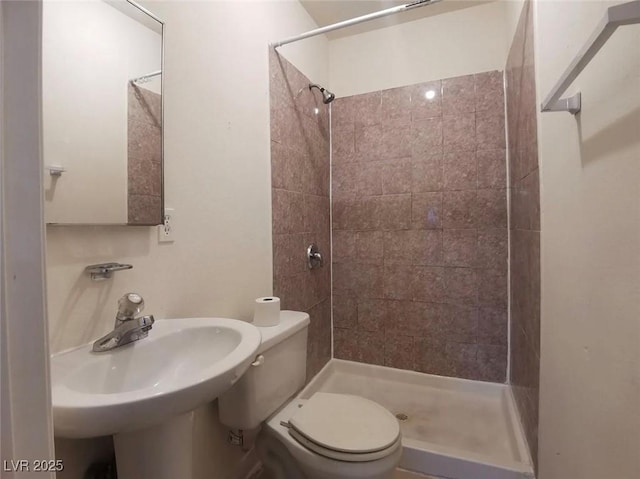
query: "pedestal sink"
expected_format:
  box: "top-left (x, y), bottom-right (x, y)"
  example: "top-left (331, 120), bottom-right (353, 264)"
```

top-left (51, 317), bottom-right (261, 479)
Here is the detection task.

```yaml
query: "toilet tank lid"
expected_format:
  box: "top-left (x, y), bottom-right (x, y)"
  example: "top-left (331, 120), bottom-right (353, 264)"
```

top-left (257, 310), bottom-right (310, 354)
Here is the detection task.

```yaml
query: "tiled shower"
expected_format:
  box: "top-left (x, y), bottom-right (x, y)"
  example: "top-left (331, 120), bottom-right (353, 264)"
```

top-left (270, 1), bottom-right (541, 464)
top-left (269, 51), bottom-right (332, 381)
top-left (269, 62), bottom-right (524, 385)
top-left (506, 0), bottom-right (541, 466)
top-left (330, 72), bottom-right (509, 382)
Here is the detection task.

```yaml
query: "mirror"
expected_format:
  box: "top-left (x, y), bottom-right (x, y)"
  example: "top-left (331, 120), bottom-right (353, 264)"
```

top-left (43, 0), bottom-right (164, 225)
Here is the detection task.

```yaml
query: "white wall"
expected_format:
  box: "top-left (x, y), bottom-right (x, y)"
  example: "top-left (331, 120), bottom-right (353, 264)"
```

top-left (43, 0), bottom-right (161, 224)
top-left (534, 1), bottom-right (640, 478)
top-left (46, 0), bottom-right (327, 477)
top-left (504, 0), bottom-right (526, 53)
top-left (328, 0), bottom-right (511, 97)
top-left (1, 0), bottom-right (56, 474)
top-left (46, 0), bottom-right (327, 353)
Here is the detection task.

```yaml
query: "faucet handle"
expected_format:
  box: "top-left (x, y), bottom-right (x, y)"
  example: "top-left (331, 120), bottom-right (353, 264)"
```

top-left (117, 293), bottom-right (145, 319)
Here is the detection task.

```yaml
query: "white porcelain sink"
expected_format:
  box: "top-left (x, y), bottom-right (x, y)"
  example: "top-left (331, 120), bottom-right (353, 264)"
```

top-left (51, 317), bottom-right (261, 438)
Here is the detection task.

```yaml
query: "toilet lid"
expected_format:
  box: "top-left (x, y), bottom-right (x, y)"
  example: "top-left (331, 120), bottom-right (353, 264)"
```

top-left (288, 393), bottom-right (400, 455)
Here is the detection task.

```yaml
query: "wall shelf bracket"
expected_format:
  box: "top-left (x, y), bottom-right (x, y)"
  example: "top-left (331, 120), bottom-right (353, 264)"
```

top-left (85, 262), bottom-right (133, 281)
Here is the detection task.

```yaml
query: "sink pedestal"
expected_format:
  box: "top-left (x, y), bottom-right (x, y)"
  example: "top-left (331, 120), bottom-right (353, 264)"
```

top-left (114, 412), bottom-right (194, 479)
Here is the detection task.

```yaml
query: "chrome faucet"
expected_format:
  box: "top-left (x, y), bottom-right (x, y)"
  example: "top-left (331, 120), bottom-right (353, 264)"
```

top-left (92, 293), bottom-right (155, 352)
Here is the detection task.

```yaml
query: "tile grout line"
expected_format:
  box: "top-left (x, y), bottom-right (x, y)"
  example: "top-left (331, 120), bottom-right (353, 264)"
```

top-left (329, 102), bottom-right (334, 361)
top-left (503, 69), bottom-right (512, 386)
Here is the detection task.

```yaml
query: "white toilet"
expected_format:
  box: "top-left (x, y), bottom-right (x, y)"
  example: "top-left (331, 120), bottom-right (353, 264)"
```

top-left (218, 311), bottom-right (402, 479)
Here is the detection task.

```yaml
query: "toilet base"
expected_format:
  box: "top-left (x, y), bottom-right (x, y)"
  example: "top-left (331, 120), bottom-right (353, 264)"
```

top-left (257, 427), bottom-right (402, 479)
top-left (257, 429), bottom-right (308, 479)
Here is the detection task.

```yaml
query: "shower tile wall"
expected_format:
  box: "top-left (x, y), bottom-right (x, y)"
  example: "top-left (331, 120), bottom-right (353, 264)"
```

top-left (506, 0), bottom-right (541, 466)
top-left (128, 84), bottom-right (162, 225)
top-left (269, 51), bottom-right (332, 381)
top-left (332, 72), bottom-right (508, 382)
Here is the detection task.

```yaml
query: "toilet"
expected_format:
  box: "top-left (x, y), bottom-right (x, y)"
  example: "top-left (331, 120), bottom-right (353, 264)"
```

top-left (218, 311), bottom-right (402, 479)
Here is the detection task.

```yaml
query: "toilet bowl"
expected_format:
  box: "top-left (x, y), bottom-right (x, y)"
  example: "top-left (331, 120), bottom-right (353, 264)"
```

top-left (259, 393), bottom-right (402, 479)
top-left (218, 311), bottom-right (402, 479)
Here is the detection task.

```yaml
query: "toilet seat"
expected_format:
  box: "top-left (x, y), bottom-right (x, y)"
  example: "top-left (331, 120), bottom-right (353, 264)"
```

top-left (287, 393), bottom-right (401, 463)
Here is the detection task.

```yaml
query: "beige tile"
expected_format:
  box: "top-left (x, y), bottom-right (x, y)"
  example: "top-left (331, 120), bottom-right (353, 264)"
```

top-left (333, 295), bottom-right (358, 330)
top-left (443, 303), bottom-right (478, 343)
top-left (478, 268), bottom-right (508, 307)
top-left (411, 266), bottom-right (446, 303)
top-left (357, 298), bottom-right (386, 332)
top-left (478, 306), bottom-right (508, 346)
top-left (272, 189), bottom-right (305, 234)
top-left (381, 85), bottom-right (412, 121)
top-left (384, 230), bottom-right (443, 266)
top-left (369, 195), bottom-right (412, 230)
top-left (443, 229), bottom-right (477, 267)
top-left (355, 124), bottom-right (383, 161)
top-left (333, 263), bottom-right (384, 299)
top-left (443, 267), bottom-right (478, 306)
top-left (270, 141), bottom-right (304, 192)
top-left (476, 188), bottom-right (507, 229)
top-left (442, 74), bottom-right (476, 116)
top-left (381, 118), bottom-right (413, 159)
top-left (475, 70), bottom-right (505, 116)
top-left (443, 150), bottom-right (477, 190)
top-left (331, 125), bottom-right (355, 163)
top-left (331, 96), bottom-right (355, 127)
top-left (332, 230), bottom-right (356, 263)
top-left (411, 118), bottom-right (443, 155)
top-left (443, 113), bottom-right (476, 152)
top-left (355, 231), bottom-right (384, 265)
top-left (411, 155), bottom-right (443, 192)
top-left (383, 300), bottom-right (443, 337)
top-left (411, 192), bottom-right (443, 229)
top-left (410, 80), bottom-right (442, 121)
top-left (334, 327), bottom-right (359, 361)
top-left (477, 148), bottom-right (506, 188)
top-left (382, 159), bottom-right (413, 194)
top-left (303, 194), bottom-right (330, 233)
top-left (358, 331), bottom-right (385, 365)
top-left (476, 112), bottom-right (506, 149)
top-left (272, 233), bottom-right (305, 278)
top-left (443, 190), bottom-right (477, 229)
top-left (384, 334), bottom-right (416, 370)
top-left (477, 344), bottom-right (507, 382)
top-left (477, 228), bottom-right (508, 269)
top-left (352, 91), bottom-right (382, 127)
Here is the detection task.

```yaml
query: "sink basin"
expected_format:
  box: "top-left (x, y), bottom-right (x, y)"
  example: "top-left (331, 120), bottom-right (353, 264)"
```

top-left (51, 317), bottom-right (261, 438)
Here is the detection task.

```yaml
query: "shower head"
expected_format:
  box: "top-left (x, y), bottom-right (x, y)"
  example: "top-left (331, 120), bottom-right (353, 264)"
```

top-left (309, 83), bottom-right (335, 104)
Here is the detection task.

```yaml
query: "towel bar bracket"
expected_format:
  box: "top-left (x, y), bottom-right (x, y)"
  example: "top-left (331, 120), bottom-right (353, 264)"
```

top-left (542, 93), bottom-right (582, 115)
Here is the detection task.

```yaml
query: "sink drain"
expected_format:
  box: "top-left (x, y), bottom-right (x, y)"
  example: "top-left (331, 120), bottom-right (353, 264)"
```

top-left (395, 413), bottom-right (408, 421)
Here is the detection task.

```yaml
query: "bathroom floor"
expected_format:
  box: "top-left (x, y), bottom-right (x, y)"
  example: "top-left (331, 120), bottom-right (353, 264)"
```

top-left (255, 467), bottom-right (439, 479)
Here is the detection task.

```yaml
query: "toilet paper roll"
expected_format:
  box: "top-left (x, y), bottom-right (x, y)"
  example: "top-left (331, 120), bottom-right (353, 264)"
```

top-left (253, 296), bottom-right (281, 327)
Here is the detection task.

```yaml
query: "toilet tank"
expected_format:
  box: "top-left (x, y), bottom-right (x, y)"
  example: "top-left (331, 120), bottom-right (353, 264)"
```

top-left (218, 310), bottom-right (309, 430)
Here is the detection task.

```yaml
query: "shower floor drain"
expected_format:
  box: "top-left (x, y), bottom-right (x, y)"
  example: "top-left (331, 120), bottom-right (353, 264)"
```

top-left (395, 413), bottom-right (408, 421)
